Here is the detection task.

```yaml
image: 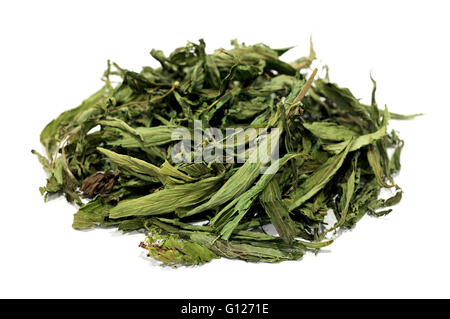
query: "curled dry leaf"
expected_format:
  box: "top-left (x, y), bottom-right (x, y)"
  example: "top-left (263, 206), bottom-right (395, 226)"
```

top-left (81, 171), bottom-right (119, 197)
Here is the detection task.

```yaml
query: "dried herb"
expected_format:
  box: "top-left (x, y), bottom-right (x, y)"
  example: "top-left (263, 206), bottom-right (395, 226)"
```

top-left (33, 39), bottom-right (420, 265)
top-left (80, 171), bottom-right (119, 197)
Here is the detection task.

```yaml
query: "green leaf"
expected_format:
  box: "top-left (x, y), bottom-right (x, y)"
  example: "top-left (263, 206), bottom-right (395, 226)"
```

top-left (323, 106), bottom-right (389, 154)
top-left (260, 179), bottom-right (297, 244)
top-left (40, 86), bottom-right (108, 155)
top-left (288, 140), bottom-right (353, 211)
top-left (109, 174), bottom-right (223, 218)
top-left (303, 122), bottom-right (357, 141)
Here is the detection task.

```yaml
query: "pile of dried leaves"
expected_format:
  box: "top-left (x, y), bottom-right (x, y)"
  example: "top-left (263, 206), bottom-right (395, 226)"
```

top-left (33, 39), bottom-right (419, 265)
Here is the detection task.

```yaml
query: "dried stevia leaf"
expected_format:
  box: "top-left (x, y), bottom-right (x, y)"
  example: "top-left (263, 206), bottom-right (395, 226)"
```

top-left (33, 39), bottom-right (420, 265)
top-left (80, 171), bottom-right (119, 197)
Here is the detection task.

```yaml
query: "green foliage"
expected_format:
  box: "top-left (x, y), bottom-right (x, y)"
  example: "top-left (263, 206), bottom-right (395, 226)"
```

top-left (143, 227), bottom-right (218, 265)
top-left (33, 39), bottom-right (419, 265)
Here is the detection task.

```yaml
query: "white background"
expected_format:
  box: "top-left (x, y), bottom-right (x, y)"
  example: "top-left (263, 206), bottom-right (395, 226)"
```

top-left (1, 0), bottom-right (449, 298)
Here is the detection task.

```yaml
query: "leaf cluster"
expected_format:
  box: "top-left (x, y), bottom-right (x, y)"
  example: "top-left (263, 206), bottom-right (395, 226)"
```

top-left (33, 39), bottom-right (419, 265)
